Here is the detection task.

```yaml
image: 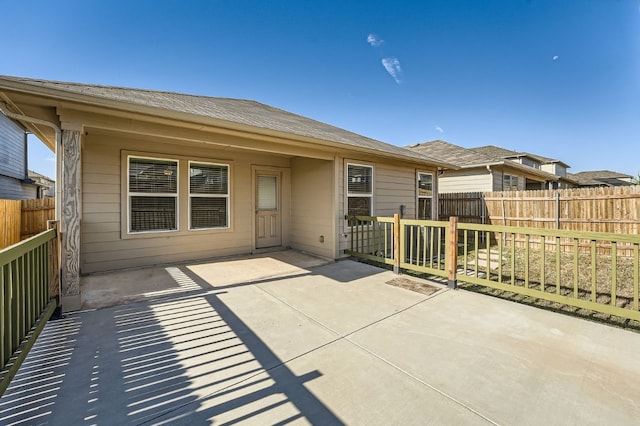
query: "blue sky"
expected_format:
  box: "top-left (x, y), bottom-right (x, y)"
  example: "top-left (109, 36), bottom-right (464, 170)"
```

top-left (2, 0), bottom-right (639, 179)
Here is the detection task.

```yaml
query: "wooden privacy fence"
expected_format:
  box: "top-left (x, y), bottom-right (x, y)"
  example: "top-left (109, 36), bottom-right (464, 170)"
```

top-left (0, 198), bottom-right (55, 250)
top-left (439, 187), bottom-right (640, 254)
top-left (346, 216), bottom-right (640, 323)
top-left (439, 186), bottom-right (640, 233)
top-left (0, 221), bottom-right (61, 395)
top-left (0, 200), bottom-right (21, 249)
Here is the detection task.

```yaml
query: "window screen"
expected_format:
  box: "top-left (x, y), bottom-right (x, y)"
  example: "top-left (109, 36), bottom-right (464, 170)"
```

top-left (347, 163), bottom-right (373, 225)
top-left (128, 157), bottom-right (178, 233)
top-left (503, 174), bottom-right (519, 191)
top-left (417, 172), bottom-right (433, 220)
top-left (189, 162), bottom-right (229, 229)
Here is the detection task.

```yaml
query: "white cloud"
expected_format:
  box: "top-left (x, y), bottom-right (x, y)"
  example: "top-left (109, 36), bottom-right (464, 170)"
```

top-left (367, 33), bottom-right (384, 47)
top-left (552, 55), bottom-right (559, 61)
top-left (435, 126), bottom-right (444, 133)
top-left (382, 57), bottom-right (403, 84)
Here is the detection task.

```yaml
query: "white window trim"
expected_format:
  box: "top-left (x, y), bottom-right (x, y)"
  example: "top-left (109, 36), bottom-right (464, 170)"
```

top-left (346, 162), bottom-right (374, 227)
top-left (188, 161), bottom-right (231, 231)
top-left (416, 171), bottom-right (434, 220)
top-left (127, 155), bottom-right (180, 235)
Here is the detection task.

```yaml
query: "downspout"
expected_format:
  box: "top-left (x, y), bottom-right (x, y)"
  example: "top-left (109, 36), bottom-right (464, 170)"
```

top-left (0, 103), bottom-right (62, 222)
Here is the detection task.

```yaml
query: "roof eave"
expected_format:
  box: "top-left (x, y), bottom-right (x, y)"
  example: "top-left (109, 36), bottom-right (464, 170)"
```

top-left (460, 161), bottom-right (559, 181)
top-left (0, 77), bottom-right (458, 170)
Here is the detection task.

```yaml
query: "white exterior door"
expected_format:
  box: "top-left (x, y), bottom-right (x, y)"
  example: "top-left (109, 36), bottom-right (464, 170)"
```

top-left (255, 173), bottom-right (281, 248)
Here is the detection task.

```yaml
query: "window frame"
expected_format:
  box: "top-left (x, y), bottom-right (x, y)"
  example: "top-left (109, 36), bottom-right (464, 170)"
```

top-left (188, 161), bottom-right (231, 230)
top-left (346, 162), bottom-right (374, 226)
top-left (127, 155), bottom-right (180, 235)
top-left (416, 171), bottom-right (434, 220)
top-left (503, 174), bottom-right (519, 191)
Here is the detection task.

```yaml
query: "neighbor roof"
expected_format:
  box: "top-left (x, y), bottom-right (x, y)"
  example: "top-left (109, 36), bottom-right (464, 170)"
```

top-left (471, 145), bottom-right (569, 168)
top-left (570, 170), bottom-right (632, 179)
top-left (407, 140), bottom-right (501, 168)
top-left (407, 140), bottom-right (559, 181)
top-left (568, 170), bottom-right (633, 186)
top-left (0, 75), bottom-right (455, 169)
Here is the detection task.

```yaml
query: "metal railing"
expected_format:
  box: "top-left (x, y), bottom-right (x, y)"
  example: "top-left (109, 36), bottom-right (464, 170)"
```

top-left (399, 219), bottom-right (448, 278)
top-left (347, 215), bottom-right (640, 322)
top-left (1, 222), bottom-right (60, 395)
top-left (456, 222), bottom-right (640, 322)
top-left (347, 216), bottom-right (396, 267)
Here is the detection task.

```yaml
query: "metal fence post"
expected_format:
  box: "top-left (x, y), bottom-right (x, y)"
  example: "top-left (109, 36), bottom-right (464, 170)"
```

top-left (447, 216), bottom-right (459, 289)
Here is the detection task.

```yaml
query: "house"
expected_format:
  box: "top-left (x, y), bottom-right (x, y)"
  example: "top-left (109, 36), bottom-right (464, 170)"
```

top-left (0, 75), bottom-right (454, 311)
top-left (28, 170), bottom-right (55, 198)
top-left (469, 145), bottom-right (576, 189)
top-left (0, 111), bottom-right (39, 199)
top-left (568, 170), bottom-right (634, 187)
top-left (407, 140), bottom-right (559, 193)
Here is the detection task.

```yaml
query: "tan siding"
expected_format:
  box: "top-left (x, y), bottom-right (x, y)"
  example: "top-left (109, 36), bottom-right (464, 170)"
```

top-left (336, 158), bottom-right (348, 256)
top-left (439, 169), bottom-right (493, 193)
top-left (338, 159), bottom-right (429, 256)
top-left (376, 165), bottom-right (417, 218)
top-left (290, 158), bottom-right (334, 258)
top-left (81, 132), bottom-right (291, 274)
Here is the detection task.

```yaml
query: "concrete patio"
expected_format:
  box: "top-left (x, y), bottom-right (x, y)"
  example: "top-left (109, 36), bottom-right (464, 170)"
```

top-left (2, 251), bottom-right (640, 425)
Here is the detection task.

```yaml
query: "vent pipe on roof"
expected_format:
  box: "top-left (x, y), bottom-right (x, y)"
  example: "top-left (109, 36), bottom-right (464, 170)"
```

top-left (0, 102), bottom-right (62, 221)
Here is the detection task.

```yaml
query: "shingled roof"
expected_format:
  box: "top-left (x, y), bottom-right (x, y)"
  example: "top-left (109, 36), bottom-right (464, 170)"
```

top-left (407, 140), bottom-right (501, 167)
top-left (407, 140), bottom-right (559, 181)
top-left (568, 170), bottom-right (633, 186)
top-left (0, 75), bottom-right (453, 168)
top-left (471, 145), bottom-right (569, 168)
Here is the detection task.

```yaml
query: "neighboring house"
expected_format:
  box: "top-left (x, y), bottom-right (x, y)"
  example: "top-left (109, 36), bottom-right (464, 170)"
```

top-left (0, 75), bottom-right (454, 311)
top-left (469, 145), bottom-right (576, 189)
top-left (0, 111), bottom-right (38, 199)
top-left (407, 140), bottom-right (559, 193)
top-left (568, 170), bottom-right (634, 187)
top-left (28, 170), bottom-right (55, 198)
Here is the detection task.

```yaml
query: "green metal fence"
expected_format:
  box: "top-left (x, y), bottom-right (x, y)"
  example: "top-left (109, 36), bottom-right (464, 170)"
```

top-left (399, 219), bottom-right (448, 278)
top-left (347, 215), bottom-right (396, 267)
top-left (347, 215), bottom-right (640, 323)
top-left (456, 222), bottom-right (640, 322)
top-left (1, 227), bottom-right (59, 395)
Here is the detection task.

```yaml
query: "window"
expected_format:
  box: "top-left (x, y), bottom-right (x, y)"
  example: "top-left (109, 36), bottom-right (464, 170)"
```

top-left (417, 172), bottom-right (433, 220)
top-left (128, 156), bottom-right (178, 233)
top-left (347, 163), bottom-right (373, 225)
top-left (189, 162), bottom-right (229, 229)
top-left (503, 174), bottom-right (519, 191)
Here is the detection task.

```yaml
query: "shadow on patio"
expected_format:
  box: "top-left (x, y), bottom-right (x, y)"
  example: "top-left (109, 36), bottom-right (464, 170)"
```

top-left (0, 259), bottom-right (348, 425)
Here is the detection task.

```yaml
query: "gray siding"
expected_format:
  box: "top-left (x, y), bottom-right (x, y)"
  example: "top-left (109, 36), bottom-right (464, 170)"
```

top-left (0, 175), bottom-right (37, 200)
top-left (0, 114), bottom-right (27, 180)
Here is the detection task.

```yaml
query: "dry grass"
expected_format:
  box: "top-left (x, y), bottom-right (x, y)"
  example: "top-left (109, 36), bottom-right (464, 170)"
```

top-left (458, 243), bottom-right (640, 331)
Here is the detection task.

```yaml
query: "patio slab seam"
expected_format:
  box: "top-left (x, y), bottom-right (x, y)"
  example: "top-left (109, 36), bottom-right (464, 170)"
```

top-left (247, 283), bottom-right (502, 424)
top-left (138, 283), bottom-right (457, 424)
top-left (343, 335), bottom-right (500, 426)
top-left (253, 277), bottom-right (451, 338)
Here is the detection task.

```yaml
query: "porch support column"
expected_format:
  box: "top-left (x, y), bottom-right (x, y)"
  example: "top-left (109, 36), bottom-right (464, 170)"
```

top-left (60, 125), bottom-right (82, 312)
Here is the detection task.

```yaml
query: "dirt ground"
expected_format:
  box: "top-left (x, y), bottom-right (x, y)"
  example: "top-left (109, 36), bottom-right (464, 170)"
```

top-left (385, 277), bottom-right (440, 296)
